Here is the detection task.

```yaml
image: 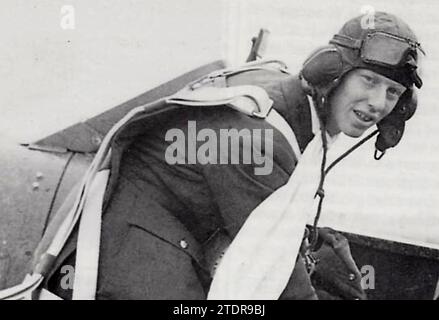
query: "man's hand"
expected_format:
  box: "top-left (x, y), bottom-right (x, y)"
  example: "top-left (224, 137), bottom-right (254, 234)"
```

top-left (310, 227), bottom-right (367, 300)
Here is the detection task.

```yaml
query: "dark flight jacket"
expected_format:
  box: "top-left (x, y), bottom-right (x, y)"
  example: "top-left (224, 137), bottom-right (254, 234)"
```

top-left (42, 73), bottom-right (327, 299)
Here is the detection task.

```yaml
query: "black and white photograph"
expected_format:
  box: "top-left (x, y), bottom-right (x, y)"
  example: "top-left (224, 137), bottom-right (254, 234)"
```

top-left (0, 0), bottom-right (438, 306)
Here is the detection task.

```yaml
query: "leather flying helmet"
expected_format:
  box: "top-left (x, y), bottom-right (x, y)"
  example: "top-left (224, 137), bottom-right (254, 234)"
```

top-left (300, 12), bottom-right (424, 155)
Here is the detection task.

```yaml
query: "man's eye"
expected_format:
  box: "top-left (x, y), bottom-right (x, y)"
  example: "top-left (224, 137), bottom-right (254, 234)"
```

top-left (362, 75), bottom-right (375, 85)
top-left (387, 88), bottom-right (401, 99)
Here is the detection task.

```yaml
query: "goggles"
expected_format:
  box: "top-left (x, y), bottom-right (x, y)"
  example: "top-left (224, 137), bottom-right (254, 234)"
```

top-left (330, 31), bottom-right (424, 87)
top-left (361, 31), bottom-right (424, 67)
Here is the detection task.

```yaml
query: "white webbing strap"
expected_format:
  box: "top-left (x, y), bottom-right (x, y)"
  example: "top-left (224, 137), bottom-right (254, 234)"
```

top-left (186, 59), bottom-right (289, 90)
top-left (72, 169), bottom-right (110, 300)
top-left (265, 108), bottom-right (302, 160)
top-left (0, 273), bottom-right (43, 300)
top-left (167, 85), bottom-right (274, 118)
top-left (0, 273), bottom-right (62, 300)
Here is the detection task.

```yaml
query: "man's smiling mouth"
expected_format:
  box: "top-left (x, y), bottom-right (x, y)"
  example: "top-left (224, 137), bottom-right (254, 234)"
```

top-left (353, 110), bottom-right (374, 123)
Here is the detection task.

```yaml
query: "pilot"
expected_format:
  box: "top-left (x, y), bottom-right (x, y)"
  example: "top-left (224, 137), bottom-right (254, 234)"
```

top-left (42, 11), bottom-right (423, 300)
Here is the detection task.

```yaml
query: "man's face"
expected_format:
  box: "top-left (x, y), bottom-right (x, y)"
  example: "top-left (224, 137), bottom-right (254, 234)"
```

top-left (327, 68), bottom-right (406, 137)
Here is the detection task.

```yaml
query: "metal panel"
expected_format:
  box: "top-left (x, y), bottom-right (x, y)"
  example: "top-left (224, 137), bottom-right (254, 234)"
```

top-left (344, 231), bottom-right (439, 299)
top-left (0, 140), bottom-right (92, 289)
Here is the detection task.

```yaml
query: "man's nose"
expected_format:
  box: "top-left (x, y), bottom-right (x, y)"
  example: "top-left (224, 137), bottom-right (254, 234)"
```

top-left (367, 85), bottom-right (387, 114)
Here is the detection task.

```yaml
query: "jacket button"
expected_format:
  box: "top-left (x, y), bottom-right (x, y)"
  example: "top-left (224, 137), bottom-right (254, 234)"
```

top-left (348, 273), bottom-right (356, 281)
top-left (179, 240), bottom-right (188, 249)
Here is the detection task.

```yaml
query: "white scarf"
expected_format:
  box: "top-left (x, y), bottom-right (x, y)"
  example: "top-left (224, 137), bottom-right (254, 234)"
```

top-left (208, 98), bottom-right (335, 300)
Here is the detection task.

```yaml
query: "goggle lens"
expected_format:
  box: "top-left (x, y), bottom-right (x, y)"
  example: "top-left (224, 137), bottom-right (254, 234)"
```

top-left (361, 32), bottom-right (414, 67)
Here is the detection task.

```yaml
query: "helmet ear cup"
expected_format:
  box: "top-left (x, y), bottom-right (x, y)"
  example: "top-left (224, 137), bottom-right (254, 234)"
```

top-left (399, 88), bottom-right (417, 121)
top-left (376, 118), bottom-right (405, 152)
top-left (375, 88), bottom-right (417, 152)
top-left (301, 45), bottom-right (345, 88)
top-left (387, 88), bottom-right (417, 122)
